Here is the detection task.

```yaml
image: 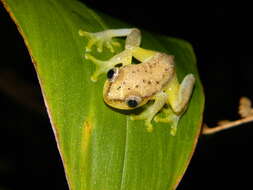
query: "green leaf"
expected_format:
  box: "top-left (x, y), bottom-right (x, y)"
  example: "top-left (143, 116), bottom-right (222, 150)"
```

top-left (2, 0), bottom-right (204, 189)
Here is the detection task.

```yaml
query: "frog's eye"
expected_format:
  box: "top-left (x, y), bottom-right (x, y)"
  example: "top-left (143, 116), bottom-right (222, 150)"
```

top-left (126, 96), bottom-right (142, 108)
top-left (107, 68), bottom-right (119, 82)
top-left (114, 63), bottom-right (123, 67)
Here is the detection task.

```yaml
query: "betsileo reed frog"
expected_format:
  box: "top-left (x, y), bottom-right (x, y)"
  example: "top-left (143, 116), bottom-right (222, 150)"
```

top-left (79, 28), bottom-right (195, 135)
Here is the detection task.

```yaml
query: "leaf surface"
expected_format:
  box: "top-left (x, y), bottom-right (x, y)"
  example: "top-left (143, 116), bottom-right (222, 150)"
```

top-left (2, 0), bottom-right (204, 189)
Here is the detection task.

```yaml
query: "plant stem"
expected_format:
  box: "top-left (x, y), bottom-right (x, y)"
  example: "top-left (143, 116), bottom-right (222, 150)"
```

top-left (202, 97), bottom-right (253, 135)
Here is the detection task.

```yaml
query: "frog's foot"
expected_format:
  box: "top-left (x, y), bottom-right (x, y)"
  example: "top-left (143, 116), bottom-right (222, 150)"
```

top-left (85, 54), bottom-right (114, 82)
top-left (85, 50), bottom-right (133, 82)
top-left (154, 108), bottom-right (180, 136)
top-left (130, 112), bottom-right (154, 132)
top-left (79, 29), bottom-right (120, 53)
top-left (130, 92), bottom-right (168, 132)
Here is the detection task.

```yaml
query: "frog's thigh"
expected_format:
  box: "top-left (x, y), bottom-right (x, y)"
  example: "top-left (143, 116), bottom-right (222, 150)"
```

top-left (168, 74), bottom-right (195, 113)
top-left (130, 91), bottom-right (168, 132)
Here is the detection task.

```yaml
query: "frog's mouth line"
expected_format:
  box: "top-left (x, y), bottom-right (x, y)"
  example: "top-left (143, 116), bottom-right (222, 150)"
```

top-left (104, 95), bottom-right (151, 110)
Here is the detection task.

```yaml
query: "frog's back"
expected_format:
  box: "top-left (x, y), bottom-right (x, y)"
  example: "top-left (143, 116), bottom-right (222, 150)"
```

top-left (106, 53), bottom-right (175, 101)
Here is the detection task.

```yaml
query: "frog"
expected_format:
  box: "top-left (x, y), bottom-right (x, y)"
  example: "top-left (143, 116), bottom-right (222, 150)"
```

top-left (79, 28), bottom-right (195, 135)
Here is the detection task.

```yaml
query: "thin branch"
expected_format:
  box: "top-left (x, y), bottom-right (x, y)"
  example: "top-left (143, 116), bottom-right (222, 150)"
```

top-left (202, 97), bottom-right (253, 135)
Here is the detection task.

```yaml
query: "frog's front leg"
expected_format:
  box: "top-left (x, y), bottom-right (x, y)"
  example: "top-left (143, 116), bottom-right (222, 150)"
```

top-left (130, 92), bottom-right (168, 132)
top-left (79, 28), bottom-right (141, 81)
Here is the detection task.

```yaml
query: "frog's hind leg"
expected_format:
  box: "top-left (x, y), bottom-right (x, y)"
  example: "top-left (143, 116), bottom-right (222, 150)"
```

top-left (155, 73), bottom-right (195, 135)
top-left (130, 91), bottom-right (168, 132)
top-left (167, 74), bottom-right (196, 114)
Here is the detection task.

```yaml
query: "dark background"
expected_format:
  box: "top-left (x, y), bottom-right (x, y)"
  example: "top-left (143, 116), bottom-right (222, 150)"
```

top-left (1, 1), bottom-right (253, 190)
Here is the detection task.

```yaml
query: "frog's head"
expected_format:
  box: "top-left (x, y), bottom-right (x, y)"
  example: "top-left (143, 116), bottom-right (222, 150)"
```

top-left (103, 67), bottom-right (150, 110)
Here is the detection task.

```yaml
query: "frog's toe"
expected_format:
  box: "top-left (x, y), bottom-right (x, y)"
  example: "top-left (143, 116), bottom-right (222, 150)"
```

top-left (145, 120), bottom-right (154, 132)
top-left (96, 40), bottom-right (104, 53)
top-left (170, 122), bottom-right (178, 136)
top-left (85, 54), bottom-right (104, 65)
top-left (169, 115), bottom-right (180, 136)
top-left (79, 30), bottom-right (96, 52)
top-left (106, 41), bottom-right (115, 53)
top-left (86, 39), bottom-right (97, 52)
top-left (90, 74), bottom-right (99, 82)
top-left (154, 115), bottom-right (171, 123)
top-left (79, 29), bottom-right (91, 37)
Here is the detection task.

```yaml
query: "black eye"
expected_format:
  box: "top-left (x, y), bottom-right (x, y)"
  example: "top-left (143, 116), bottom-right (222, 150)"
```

top-left (126, 96), bottom-right (142, 108)
top-left (107, 69), bottom-right (115, 79)
top-left (115, 63), bottom-right (123, 67)
top-left (127, 99), bottom-right (138, 108)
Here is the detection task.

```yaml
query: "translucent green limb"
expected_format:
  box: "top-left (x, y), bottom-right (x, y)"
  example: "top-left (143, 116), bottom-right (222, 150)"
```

top-left (79, 29), bottom-right (121, 53)
top-left (154, 108), bottom-right (180, 136)
top-left (167, 74), bottom-right (196, 114)
top-left (79, 28), bottom-right (143, 82)
top-left (150, 74), bottom-right (195, 135)
top-left (130, 92), bottom-right (168, 132)
top-left (85, 50), bottom-right (133, 82)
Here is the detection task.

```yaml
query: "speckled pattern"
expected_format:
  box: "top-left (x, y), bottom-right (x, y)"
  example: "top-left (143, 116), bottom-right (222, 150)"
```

top-left (105, 53), bottom-right (175, 101)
